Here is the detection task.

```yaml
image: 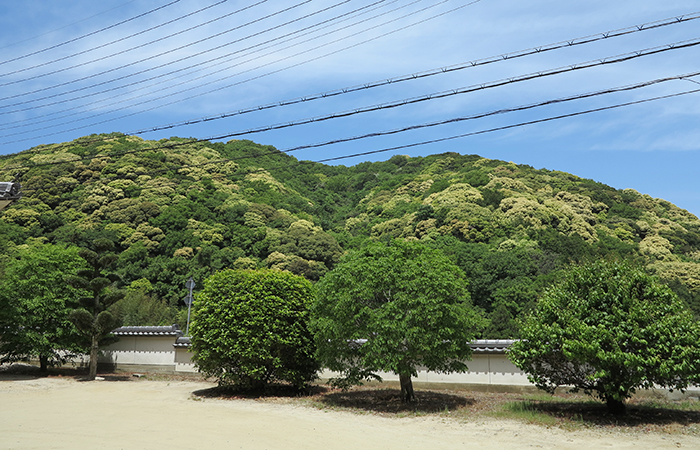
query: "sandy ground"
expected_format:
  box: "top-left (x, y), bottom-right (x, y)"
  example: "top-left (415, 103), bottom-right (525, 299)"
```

top-left (1, 376), bottom-right (699, 450)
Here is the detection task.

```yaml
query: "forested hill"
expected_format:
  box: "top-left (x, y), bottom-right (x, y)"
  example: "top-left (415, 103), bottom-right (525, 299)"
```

top-left (1, 133), bottom-right (699, 336)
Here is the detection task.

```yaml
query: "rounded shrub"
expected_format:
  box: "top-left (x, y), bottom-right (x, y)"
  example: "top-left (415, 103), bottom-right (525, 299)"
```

top-left (190, 269), bottom-right (319, 390)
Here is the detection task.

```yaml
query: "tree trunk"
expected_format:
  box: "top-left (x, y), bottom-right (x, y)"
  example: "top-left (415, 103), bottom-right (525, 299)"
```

top-left (88, 335), bottom-right (99, 381)
top-left (39, 354), bottom-right (48, 374)
top-left (399, 373), bottom-right (416, 402)
top-left (605, 395), bottom-right (626, 416)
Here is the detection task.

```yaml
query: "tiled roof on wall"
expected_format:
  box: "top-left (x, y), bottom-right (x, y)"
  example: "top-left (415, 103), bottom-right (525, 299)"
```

top-left (469, 339), bottom-right (515, 353)
top-left (112, 324), bottom-right (183, 337)
top-left (174, 336), bottom-right (191, 348)
top-left (168, 337), bottom-right (515, 352)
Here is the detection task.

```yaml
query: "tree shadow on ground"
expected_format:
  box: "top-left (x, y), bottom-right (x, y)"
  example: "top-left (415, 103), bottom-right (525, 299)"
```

top-left (0, 363), bottom-right (133, 382)
top-left (319, 388), bottom-right (474, 414)
top-left (192, 383), bottom-right (329, 400)
top-left (520, 399), bottom-right (700, 428)
top-left (0, 363), bottom-right (41, 380)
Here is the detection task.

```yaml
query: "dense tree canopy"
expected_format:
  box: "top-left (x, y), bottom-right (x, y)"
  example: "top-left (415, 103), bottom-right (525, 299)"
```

top-left (0, 242), bottom-right (86, 371)
top-left (311, 240), bottom-right (484, 401)
top-left (1, 134), bottom-right (699, 333)
top-left (190, 269), bottom-right (318, 390)
top-left (509, 260), bottom-right (700, 415)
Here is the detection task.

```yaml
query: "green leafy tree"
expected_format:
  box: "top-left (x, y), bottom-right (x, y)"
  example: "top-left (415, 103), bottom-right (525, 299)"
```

top-left (0, 243), bottom-right (86, 372)
top-left (110, 280), bottom-right (176, 326)
top-left (190, 269), bottom-right (318, 390)
top-left (509, 260), bottom-right (700, 415)
top-left (311, 239), bottom-right (484, 402)
top-left (65, 239), bottom-right (125, 380)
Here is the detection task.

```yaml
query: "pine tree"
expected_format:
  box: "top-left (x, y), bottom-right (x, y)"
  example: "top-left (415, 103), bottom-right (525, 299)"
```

top-left (66, 238), bottom-right (124, 380)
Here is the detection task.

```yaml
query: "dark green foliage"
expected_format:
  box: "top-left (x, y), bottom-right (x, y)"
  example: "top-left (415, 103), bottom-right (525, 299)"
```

top-left (477, 188), bottom-right (505, 209)
top-left (1, 134), bottom-right (700, 337)
top-left (509, 260), bottom-right (700, 415)
top-left (190, 269), bottom-right (318, 390)
top-left (66, 238), bottom-right (125, 380)
top-left (312, 240), bottom-right (484, 402)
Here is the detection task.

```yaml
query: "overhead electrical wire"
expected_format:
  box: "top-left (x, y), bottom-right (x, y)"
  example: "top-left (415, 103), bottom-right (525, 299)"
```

top-left (188, 39), bottom-right (700, 141)
top-left (0, 0), bottom-right (377, 111)
top-left (2, 36), bottom-right (697, 147)
top-left (0, 0), bottom-right (311, 95)
top-left (276, 74), bottom-right (700, 155)
top-left (0, 0), bottom-right (398, 127)
top-left (0, 0), bottom-right (183, 67)
top-left (17, 83), bottom-right (700, 195)
top-left (313, 88), bottom-right (700, 164)
top-left (0, 0), bottom-right (139, 52)
top-left (1, 7), bottom-right (697, 167)
top-left (0, 0), bottom-right (479, 145)
top-left (7, 71), bottom-right (700, 176)
top-left (0, 8), bottom-right (694, 141)
top-left (0, 0), bottom-right (237, 77)
top-left (138, 10), bottom-right (700, 134)
top-left (0, 0), bottom-right (428, 109)
top-left (0, 0), bottom-right (282, 87)
top-left (0, 1), bottom-right (466, 157)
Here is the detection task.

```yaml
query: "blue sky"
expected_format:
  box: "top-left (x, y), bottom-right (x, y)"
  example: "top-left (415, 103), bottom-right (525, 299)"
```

top-left (0, 0), bottom-right (699, 216)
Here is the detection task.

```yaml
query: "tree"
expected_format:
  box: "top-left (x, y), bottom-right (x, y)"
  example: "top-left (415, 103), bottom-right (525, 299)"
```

top-left (0, 243), bottom-right (86, 372)
top-left (509, 260), bottom-right (700, 415)
top-left (311, 239), bottom-right (484, 402)
top-left (66, 239), bottom-right (124, 380)
top-left (190, 269), bottom-right (318, 390)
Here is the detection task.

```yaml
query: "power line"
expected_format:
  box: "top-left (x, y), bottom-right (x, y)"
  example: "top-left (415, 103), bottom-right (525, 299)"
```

top-left (5, 71), bottom-right (698, 175)
top-left (0, 0), bottom-right (475, 145)
top-left (16, 84), bottom-right (700, 196)
top-left (189, 39), bottom-right (700, 141)
top-left (0, 0), bottom-right (397, 127)
top-left (2, 7), bottom-right (694, 139)
top-left (133, 9), bottom-right (699, 135)
top-left (0, 0), bottom-right (308, 94)
top-left (0, 0), bottom-right (183, 67)
top-left (4, 35), bottom-right (697, 147)
top-left (0, 0), bottom-right (234, 77)
top-left (0, 0), bottom-right (139, 52)
top-left (4, 8), bottom-right (698, 162)
top-left (0, 0), bottom-right (423, 109)
top-left (311, 88), bottom-right (700, 163)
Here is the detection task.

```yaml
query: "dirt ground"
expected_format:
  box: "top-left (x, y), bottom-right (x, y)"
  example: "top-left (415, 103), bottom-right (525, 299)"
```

top-left (1, 375), bottom-right (699, 450)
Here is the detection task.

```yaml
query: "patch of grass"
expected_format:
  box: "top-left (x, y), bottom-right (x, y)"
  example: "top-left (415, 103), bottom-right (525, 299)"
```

top-left (491, 400), bottom-right (560, 427)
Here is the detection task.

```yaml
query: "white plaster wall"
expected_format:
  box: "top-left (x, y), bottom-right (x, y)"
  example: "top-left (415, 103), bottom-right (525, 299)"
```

top-left (100, 336), bottom-right (178, 366)
top-left (174, 347), bottom-right (197, 373)
top-left (319, 354), bottom-right (531, 386)
top-left (98, 337), bottom-right (531, 386)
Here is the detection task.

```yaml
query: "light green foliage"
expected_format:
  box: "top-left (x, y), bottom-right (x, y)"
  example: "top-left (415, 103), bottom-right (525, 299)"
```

top-left (312, 239), bottom-right (484, 401)
top-left (128, 278), bottom-right (154, 292)
top-left (110, 289), bottom-right (176, 327)
top-left (0, 243), bottom-right (86, 371)
top-left (509, 260), bottom-right (700, 415)
top-left (2, 134), bottom-right (700, 339)
top-left (190, 269), bottom-right (318, 390)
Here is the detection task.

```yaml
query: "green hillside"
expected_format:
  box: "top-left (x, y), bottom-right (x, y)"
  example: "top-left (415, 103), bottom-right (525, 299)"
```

top-left (1, 133), bottom-right (699, 336)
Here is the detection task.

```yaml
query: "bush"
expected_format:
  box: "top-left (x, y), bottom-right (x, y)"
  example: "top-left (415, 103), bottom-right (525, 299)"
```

top-left (509, 260), bottom-right (700, 415)
top-left (190, 269), bottom-right (318, 390)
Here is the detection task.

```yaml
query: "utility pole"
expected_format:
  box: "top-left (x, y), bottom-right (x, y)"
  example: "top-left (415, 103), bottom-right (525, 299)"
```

top-left (184, 277), bottom-right (195, 335)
